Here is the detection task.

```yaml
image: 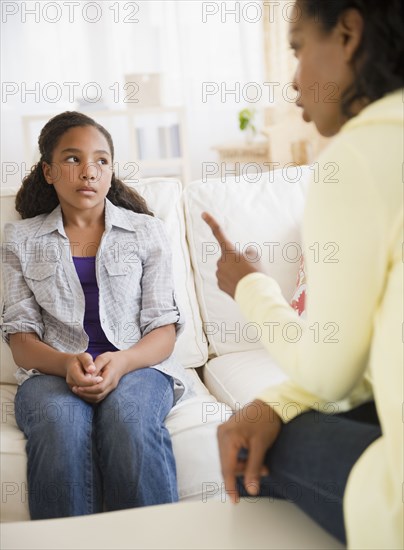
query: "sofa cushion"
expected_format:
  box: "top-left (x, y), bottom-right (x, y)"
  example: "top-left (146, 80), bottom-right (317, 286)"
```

top-left (183, 167), bottom-right (309, 356)
top-left (128, 179), bottom-right (207, 369)
top-left (203, 349), bottom-right (288, 410)
top-left (0, 179), bottom-right (207, 384)
top-left (0, 368), bottom-right (225, 522)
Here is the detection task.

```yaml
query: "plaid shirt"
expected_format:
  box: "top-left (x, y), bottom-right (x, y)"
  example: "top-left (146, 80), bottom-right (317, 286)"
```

top-left (1, 199), bottom-right (190, 402)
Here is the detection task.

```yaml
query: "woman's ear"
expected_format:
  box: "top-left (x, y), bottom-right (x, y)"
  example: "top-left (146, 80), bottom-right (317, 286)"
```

top-left (42, 161), bottom-right (53, 185)
top-left (337, 8), bottom-right (364, 63)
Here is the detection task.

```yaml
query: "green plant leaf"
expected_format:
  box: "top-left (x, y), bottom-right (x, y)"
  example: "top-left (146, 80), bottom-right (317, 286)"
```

top-left (238, 108), bottom-right (256, 131)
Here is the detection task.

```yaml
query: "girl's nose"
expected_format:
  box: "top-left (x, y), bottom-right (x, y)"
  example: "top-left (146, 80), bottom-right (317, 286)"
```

top-left (80, 163), bottom-right (98, 181)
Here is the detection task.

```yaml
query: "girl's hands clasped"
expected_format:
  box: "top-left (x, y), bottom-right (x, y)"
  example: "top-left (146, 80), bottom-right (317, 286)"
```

top-left (217, 400), bottom-right (282, 503)
top-left (70, 351), bottom-right (129, 404)
top-left (65, 352), bottom-right (103, 393)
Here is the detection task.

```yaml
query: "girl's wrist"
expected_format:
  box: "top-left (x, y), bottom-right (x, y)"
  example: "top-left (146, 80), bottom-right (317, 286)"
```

top-left (117, 349), bottom-right (138, 375)
top-left (58, 352), bottom-right (76, 378)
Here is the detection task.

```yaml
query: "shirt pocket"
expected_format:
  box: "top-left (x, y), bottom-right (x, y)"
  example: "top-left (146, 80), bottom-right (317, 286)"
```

top-left (104, 260), bottom-right (142, 304)
top-left (23, 262), bottom-right (58, 305)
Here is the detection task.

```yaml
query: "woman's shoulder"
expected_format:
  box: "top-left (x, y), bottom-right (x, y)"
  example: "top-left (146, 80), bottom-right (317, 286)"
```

top-left (315, 95), bottom-right (402, 187)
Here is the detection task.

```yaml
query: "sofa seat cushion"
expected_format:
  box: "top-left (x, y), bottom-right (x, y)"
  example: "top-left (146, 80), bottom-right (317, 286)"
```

top-left (0, 384), bottom-right (28, 522)
top-left (0, 369), bottom-right (224, 522)
top-left (203, 349), bottom-right (288, 410)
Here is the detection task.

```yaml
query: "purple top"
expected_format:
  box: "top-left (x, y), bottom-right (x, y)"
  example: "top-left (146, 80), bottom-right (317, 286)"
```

top-left (72, 256), bottom-right (118, 359)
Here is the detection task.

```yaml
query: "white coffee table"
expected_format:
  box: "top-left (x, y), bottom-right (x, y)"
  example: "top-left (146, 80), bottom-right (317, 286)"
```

top-left (1, 498), bottom-right (343, 549)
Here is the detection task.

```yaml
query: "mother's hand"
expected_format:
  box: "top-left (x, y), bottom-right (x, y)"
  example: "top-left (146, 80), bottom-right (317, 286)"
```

top-left (217, 400), bottom-right (282, 503)
top-left (202, 212), bottom-right (262, 298)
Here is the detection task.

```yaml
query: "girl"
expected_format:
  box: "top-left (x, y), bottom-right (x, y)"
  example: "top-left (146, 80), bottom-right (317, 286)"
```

top-left (1, 111), bottom-right (191, 519)
top-left (203, 0), bottom-right (403, 548)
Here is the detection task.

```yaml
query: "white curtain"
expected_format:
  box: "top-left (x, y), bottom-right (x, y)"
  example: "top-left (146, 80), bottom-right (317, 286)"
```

top-left (1, 0), bottom-right (266, 186)
top-left (261, 1), bottom-right (331, 163)
top-left (262, 0), bottom-right (298, 124)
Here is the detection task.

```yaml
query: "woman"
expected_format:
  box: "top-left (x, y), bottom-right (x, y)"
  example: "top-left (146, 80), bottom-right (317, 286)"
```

top-left (1, 111), bottom-right (190, 519)
top-left (203, 0), bottom-right (403, 547)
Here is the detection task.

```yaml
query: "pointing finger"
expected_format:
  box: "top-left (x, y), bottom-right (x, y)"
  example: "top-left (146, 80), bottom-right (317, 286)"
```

top-left (201, 212), bottom-right (234, 253)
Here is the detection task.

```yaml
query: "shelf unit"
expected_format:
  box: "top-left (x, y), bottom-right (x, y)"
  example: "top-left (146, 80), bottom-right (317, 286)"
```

top-left (22, 106), bottom-right (190, 185)
top-left (212, 138), bottom-right (271, 177)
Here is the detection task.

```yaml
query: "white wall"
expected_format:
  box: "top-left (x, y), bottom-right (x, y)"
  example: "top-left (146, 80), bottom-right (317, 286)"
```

top-left (1, 0), bottom-right (267, 187)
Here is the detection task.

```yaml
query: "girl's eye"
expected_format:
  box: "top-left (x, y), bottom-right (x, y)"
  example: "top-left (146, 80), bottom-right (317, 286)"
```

top-left (98, 158), bottom-right (108, 165)
top-left (65, 156), bottom-right (79, 163)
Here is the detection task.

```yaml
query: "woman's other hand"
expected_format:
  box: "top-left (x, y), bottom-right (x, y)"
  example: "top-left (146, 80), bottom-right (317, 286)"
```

top-left (217, 400), bottom-right (282, 503)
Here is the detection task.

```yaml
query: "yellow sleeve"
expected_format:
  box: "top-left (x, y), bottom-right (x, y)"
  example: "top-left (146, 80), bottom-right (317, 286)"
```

top-left (235, 139), bottom-right (388, 406)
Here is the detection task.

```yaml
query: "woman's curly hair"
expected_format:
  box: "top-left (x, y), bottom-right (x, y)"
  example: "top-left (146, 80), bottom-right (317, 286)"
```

top-left (15, 111), bottom-right (153, 219)
top-left (298, 0), bottom-right (404, 118)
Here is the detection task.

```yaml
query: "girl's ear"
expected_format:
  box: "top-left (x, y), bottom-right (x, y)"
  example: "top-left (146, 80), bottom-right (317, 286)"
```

top-left (337, 8), bottom-right (364, 64)
top-left (42, 161), bottom-right (53, 185)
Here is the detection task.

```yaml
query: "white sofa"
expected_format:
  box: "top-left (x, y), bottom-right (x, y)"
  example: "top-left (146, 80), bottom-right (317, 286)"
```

top-left (0, 167), bottom-right (308, 523)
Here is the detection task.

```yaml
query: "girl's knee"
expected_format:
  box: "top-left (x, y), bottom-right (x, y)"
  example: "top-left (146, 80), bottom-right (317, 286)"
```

top-left (17, 392), bottom-right (93, 441)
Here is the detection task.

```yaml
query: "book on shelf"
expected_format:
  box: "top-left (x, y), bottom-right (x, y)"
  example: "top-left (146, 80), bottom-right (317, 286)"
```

top-left (136, 126), bottom-right (159, 160)
top-left (136, 123), bottom-right (181, 160)
top-left (170, 124), bottom-right (181, 157)
top-left (158, 126), bottom-right (170, 158)
top-left (136, 127), bottom-right (145, 160)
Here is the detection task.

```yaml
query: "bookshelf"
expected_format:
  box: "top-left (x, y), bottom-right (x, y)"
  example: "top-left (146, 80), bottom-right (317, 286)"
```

top-left (22, 106), bottom-right (190, 185)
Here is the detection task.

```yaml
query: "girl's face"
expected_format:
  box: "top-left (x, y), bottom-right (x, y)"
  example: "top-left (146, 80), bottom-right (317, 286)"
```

top-left (289, 4), bottom-right (363, 137)
top-left (42, 125), bottom-right (113, 216)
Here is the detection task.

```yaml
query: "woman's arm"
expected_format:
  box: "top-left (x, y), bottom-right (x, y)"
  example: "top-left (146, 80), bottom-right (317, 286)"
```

top-left (205, 140), bottom-right (391, 405)
top-left (234, 142), bottom-right (387, 402)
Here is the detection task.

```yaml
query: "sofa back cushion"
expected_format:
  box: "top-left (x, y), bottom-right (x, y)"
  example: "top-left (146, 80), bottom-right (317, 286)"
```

top-left (183, 167), bottom-right (309, 356)
top-left (0, 179), bottom-right (207, 385)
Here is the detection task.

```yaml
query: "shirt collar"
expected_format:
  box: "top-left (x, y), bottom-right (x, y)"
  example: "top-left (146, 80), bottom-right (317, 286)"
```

top-left (104, 198), bottom-right (135, 233)
top-left (34, 198), bottom-right (135, 238)
top-left (34, 204), bottom-right (66, 239)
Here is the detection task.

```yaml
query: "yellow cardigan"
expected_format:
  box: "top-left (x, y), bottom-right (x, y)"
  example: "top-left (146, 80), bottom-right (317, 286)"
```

top-left (235, 89), bottom-right (403, 549)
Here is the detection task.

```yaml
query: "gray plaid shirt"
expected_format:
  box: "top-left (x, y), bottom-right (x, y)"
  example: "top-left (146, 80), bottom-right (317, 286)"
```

top-left (1, 199), bottom-right (190, 402)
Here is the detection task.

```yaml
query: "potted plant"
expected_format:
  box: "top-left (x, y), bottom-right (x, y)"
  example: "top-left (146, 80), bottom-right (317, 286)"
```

top-left (238, 108), bottom-right (257, 144)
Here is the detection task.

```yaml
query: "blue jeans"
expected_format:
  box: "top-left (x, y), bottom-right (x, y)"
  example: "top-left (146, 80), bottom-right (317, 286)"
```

top-left (236, 402), bottom-right (381, 545)
top-left (15, 368), bottom-right (178, 519)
